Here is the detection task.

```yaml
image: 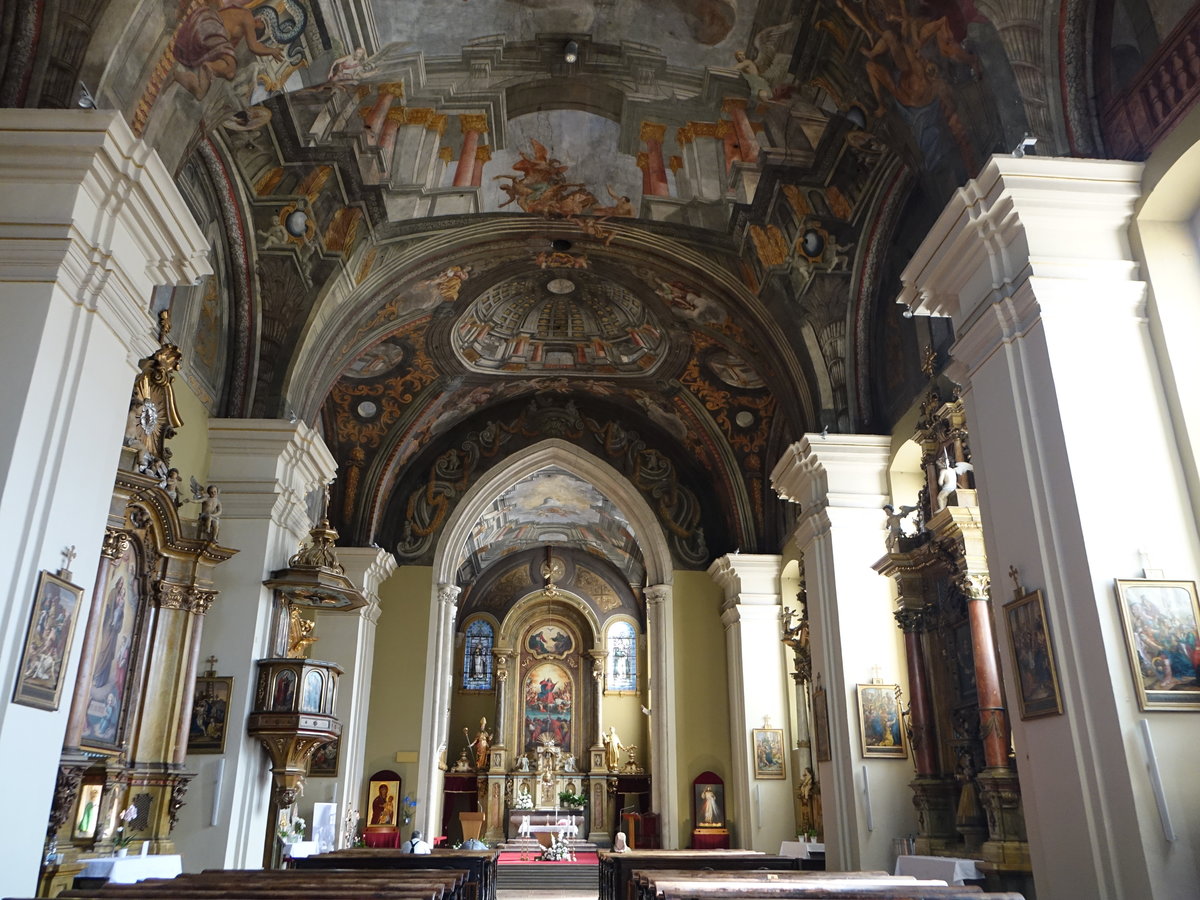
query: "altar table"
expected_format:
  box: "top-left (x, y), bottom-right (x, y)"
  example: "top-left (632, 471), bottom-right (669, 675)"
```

top-left (895, 854), bottom-right (984, 885)
top-left (78, 854), bottom-right (183, 883)
top-left (779, 840), bottom-right (825, 860)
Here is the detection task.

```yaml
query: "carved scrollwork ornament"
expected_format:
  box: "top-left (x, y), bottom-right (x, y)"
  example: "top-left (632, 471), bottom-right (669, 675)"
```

top-left (189, 590), bottom-right (217, 615)
top-left (156, 582), bottom-right (189, 610)
top-left (437, 583), bottom-right (461, 606)
top-left (168, 776), bottom-right (191, 832)
top-left (959, 573), bottom-right (991, 601)
top-left (48, 765), bottom-right (87, 836)
top-left (894, 605), bottom-right (931, 633)
top-left (102, 529), bottom-right (132, 560)
top-left (275, 784), bottom-right (302, 809)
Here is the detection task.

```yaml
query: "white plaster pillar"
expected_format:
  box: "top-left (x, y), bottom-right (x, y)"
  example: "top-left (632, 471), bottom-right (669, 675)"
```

top-left (644, 583), bottom-right (679, 848)
top-left (0, 109), bottom-right (209, 898)
top-left (771, 436), bottom-right (915, 872)
top-left (417, 582), bottom-right (460, 840)
top-left (309, 548), bottom-right (395, 825)
top-left (900, 155), bottom-right (1200, 900)
top-left (176, 420), bottom-right (335, 870)
top-left (706, 555), bottom-right (793, 851)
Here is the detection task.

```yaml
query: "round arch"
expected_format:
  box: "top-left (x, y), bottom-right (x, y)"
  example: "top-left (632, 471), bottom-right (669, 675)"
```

top-left (414, 439), bottom-right (680, 846)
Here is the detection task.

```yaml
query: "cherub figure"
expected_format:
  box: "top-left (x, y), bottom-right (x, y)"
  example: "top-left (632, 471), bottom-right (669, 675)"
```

top-left (883, 503), bottom-right (919, 551)
top-left (190, 477), bottom-right (223, 540)
top-left (734, 19), bottom-right (801, 102)
top-left (934, 452), bottom-right (974, 512)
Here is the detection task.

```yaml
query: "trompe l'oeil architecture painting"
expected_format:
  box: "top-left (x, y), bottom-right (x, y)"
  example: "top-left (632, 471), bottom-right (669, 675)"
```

top-left (1, 1), bottom-right (1200, 899)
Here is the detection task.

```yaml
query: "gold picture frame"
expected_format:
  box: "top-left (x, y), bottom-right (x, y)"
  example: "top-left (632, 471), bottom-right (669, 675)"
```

top-left (1003, 588), bottom-right (1064, 719)
top-left (12, 571), bottom-right (84, 711)
top-left (188, 675), bottom-right (233, 753)
top-left (856, 684), bottom-right (908, 758)
top-left (1114, 579), bottom-right (1200, 711)
top-left (751, 728), bottom-right (786, 779)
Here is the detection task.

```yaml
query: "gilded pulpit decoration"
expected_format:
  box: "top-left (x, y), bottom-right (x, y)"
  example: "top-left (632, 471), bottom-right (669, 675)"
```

top-left (287, 608), bottom-right (318, 658)
top-left (264, 484), bottom-right (366, 612)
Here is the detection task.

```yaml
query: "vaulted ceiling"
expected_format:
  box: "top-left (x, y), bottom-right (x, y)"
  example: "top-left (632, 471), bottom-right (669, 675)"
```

top-left (5, 0), bottom-right (1192, 573)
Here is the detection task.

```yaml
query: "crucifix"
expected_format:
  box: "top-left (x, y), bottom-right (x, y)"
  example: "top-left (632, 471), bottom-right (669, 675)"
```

top-left (1008, 565), bottom-right (1024, 599)
top-left (204, 656), bottom-right (219, 677)
top-left (59, 545), bottom-right (77, 580)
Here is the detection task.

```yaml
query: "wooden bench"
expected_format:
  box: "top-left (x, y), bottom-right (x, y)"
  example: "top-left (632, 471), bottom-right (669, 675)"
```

top-left (600, 850), bottom-right (803, 900)
top-left (630, 869), bottom-right (894, 900)
top-left (296, 848), bottom-right (499, 900)
top-left (54, 867), bottom-right (468, 900)
top-left (633, 871), bottom-right (1025, 900)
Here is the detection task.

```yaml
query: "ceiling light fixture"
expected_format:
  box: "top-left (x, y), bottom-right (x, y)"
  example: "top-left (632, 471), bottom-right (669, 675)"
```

top-left (564, 40), bottom-right (579, 64)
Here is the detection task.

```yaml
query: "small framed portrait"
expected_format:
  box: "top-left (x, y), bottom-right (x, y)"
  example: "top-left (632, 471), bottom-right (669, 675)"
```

top-left (812, 687), bottom-right (831, 763)
top-left (693, 780), bottom-right (725, 828)
top-left (366, 770), bottom-right (401, 828)
top-left (1003, 588), bottom-right (1064, 719)
top-left (751, 728), bottom-right (786, 779)
top-left (856, 684), bottom-right (908, 758)
top-left (310, 738), bottom-right (340, 777)
top-left (12, 571), bottom-right (84, 711)
top-left (188, 676), bottom-right (233, 753)
top-left (1114, 580), bottom-right (1200, 711)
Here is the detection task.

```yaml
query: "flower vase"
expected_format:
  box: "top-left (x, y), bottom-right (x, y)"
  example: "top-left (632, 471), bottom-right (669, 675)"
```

top-left (116, 848), bottom-right (128, 858)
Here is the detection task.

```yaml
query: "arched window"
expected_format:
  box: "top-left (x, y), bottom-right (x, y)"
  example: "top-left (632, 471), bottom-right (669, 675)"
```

top-left (607, 620), bottom-right (637, 692)
top-left (462, 618), bottom-right (494, 690)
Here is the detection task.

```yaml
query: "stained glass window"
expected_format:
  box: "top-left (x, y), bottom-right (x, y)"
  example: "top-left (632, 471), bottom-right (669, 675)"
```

top-left (462, 618), bottom-right (494, 690)
top-left (607, 620), bottom-right (637, 691)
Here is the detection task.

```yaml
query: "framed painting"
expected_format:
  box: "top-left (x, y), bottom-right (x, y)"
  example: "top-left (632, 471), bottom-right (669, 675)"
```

top-left (12, 571), bottom-right (84, 711)
top-left (812, 687), bottom-right (831, 762)
top-left (81, 544), bottom-right (142, 751)
top-left (856, 684), bottom-right (908, 758)
top-left (1003, 588), bottom-right (1064, 719)
top-left (1114, 579), bottom-right (1200, 711)
top-left (693, 780), bottom-right (725, 828)
top-left (310, 738), bottom-right (340, 777)
top-left (751, 728), bottom-right (786, 779)
top-left (366, 771), bottom-right (401, 827)
top-left (188, 675), bottom-right (233, 753)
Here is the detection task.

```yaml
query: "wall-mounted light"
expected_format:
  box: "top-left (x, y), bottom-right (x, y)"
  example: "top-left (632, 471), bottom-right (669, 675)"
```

top-left (564, 40), bottom-right (579, 64)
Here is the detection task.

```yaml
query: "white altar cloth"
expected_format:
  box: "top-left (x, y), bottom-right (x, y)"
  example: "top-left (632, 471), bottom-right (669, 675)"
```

top-left (895, 855), bottom-right (984, 885)
top-left (518, 816), bottom-right (580, 839)
top-left (283, 840), bottom-right (320, 858)
top-left (79, 855), bottom-right (183, 883)
top-left (779, 840), bottom-right (826, 860)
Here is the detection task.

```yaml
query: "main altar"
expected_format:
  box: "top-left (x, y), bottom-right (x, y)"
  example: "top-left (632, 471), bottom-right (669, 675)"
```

top-left (441, 577), bottom-right (650, 848)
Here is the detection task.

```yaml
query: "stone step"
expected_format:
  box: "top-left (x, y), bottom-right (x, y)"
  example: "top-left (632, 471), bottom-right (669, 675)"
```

top-left (497, 863), bottom-right (598, 891)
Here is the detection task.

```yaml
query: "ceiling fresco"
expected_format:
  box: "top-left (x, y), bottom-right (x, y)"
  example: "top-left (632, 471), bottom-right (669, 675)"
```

top-left (16, 0), bottom-right (1194, 577)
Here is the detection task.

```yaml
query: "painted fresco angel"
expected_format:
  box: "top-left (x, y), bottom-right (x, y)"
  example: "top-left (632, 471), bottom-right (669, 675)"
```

top-left (734, 19), bottom-right (801, 103)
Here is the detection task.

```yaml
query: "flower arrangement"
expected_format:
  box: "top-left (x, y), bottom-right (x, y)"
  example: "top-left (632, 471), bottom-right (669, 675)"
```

top-left (112, 804), bottom-right (138, 850)
top-left (400, 793), bottom-right (417, 827)
top-left (538, 833), bottom-right (575, 862)
top-left (276, 815), bottom-right (306, 844)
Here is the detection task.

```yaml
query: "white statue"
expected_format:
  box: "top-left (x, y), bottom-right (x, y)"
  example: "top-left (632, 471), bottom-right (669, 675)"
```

top-left (935, 452), bottom-right (974, 512)
top-left (515, 754), bottom-right (531, 773)
top-left (562, 754), bottom-right (577, 773)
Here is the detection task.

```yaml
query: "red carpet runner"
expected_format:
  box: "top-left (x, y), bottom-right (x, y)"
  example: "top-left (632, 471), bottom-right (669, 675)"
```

top-left (498, 851), bottom-right (599, 866)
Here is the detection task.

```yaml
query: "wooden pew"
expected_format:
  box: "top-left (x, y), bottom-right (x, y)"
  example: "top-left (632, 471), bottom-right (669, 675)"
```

top-left (635, 872), bottom-right (1026, 900)
top-left (55, 867), bottom-right (467, 900)
top-left (296, 848), bottom-right (499, 900)
top-left (600, 850), bottom-right (803, 900)
top-left (629, 869), bottom-right (894, 900)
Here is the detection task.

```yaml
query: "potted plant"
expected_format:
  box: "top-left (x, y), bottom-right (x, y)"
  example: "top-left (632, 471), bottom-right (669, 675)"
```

top-left (112, 804), bottom-right (138, 857)
top-left (558, 789), bottom-right (586, 810)
top-left (276, 815), bottom-right (306, 845)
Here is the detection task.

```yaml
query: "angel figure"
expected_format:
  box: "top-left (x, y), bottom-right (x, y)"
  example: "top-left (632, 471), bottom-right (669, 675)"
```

top-left (934, 453), bottom-right (974, 512)
top-left (883, 503), bottom-right (919, 551)
top-left (734, 19), bottom-right (801, 103)
top-left (190, 476), bottom-right (223, 540)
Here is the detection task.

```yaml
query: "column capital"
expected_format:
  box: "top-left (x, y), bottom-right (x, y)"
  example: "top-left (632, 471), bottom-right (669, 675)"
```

top-left (207, 419), bottom-right (335, 541)
top-left (771, 434), bottom-right (891, 508)
top-left (459, 113), bottom-right (489, 135)
top-left (899, 155), bottom-right (1144, 325)
top-left (436, 582), bottom-right (461, 607)
top-left (644, 583), bottom-right (672, 606)
top-left (0, 109), bottom-right (212, 359)
top-left (707, 554), bottom-right (781, 609)
top-left (639, 121), bottom-right (667, 143)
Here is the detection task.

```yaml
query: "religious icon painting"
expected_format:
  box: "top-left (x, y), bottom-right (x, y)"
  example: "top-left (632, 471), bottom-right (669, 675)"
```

top-left (81, 544), bottom-right (144, 751)
top-left (1114, 580), bottom-right (1200, 711)
top-left (751, 728), bottom-right (786, 779)
top-left (72, 778), bottom-right (104, 842)
top-left (856, 684), bottom-right (908, 758)
top-left (12, 571), bottom-right (84, 711)
top-left (693, 779), bottom-right (725, 828)
top-left (188, 675), bottom-right (233, 753)
top-left (310, 738), bottom-right (340, 777)
top-left (1003, 588), bottom-right (1064, 719)
top-left (366, 770), bottom-right (401, 828)
top-left (811, 686), bottom-right (832, 763)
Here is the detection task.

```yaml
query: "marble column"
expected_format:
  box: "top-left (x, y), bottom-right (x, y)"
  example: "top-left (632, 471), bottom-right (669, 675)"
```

top-left (453, 115), bottom-right (489, 188)
top-left (639, 122), bottom-right (670, 196)
top-left (360, 83), bottom-right (404, 143)
top-left (0, 109), bottom-right (209, 899)
top-left (901, 155), bottom-right (1200, 900)
top-left (493, 648), bottom-right (514, 759)
top-left (722, 98), bottom-right (759, 163)
top-left (309, 547), bottom-right (395, 824)
top-left (173, 420), bottom-right (335, 871)
top-left (707, 555), bottom-right (792, 851)
top-left (772, 436), bottom-right (917, 872)
top-left (418, 582), bottom-right (460, 840)
top-left (644, 583), bottom-right (679, 848)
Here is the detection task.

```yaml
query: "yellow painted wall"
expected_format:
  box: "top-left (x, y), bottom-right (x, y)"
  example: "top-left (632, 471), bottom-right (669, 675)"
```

top-left (166, 376), bottom-right (211, 487)
top-left (363, 566), bottom-right (433, 806)
top-left (671, 569), bottom-right (732, 846)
